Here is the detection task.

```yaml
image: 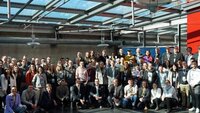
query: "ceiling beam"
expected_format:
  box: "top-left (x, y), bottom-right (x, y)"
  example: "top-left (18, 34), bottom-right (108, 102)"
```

top-left (69, 0), bottom-right (126, 24)
top-left (0, 1), bottom-right (86, 14)
top-left (122, 1), bottom-right (181, 13)
top-left (8, 0), bottom-right (33, 22)
top-left (30, 0), bottom-right (60, 21)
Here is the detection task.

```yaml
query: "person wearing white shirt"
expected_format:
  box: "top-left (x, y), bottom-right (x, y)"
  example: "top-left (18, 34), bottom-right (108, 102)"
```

top-left (160, 80), bottom-right (178, 113)
top-left (187, 61), bottom-right (200, 113)
top-left (150, 83), bottom-right (162, 111)
top-left (122, 79), bottom-right (138, 109)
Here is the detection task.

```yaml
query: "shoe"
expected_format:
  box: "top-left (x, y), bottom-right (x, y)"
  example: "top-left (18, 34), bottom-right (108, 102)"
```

top-left (144, 107), bottom-right (148, 110)
top-left (150, 103), bottom-right (154, 108)
top-left (132, 106), bottom-right (136, 110)
top-left (189, 107), bottom-right (196, 111)
top-left (155, 107), bottom-right (159, 111)
top-left (99, 106), bottom-right (102, 109)
top-left (110, 105), bottom-right (114, 109)
top-left (196, 108), bottom-right (200, 113)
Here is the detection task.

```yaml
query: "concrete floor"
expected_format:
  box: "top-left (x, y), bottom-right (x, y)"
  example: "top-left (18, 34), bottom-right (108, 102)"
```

top-left (53, 107), bottom-right (190, 113)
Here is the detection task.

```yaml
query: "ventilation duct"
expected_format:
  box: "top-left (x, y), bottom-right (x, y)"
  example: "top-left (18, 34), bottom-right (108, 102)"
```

top-left (135, 0), bottom-right (172, 12)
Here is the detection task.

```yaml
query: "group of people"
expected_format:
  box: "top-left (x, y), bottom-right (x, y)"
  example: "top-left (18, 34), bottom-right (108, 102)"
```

top-left (0, 46), bottom-right (200, 113)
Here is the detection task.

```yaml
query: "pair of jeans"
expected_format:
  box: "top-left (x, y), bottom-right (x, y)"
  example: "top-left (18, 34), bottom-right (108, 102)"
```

top-left (122, 95), bottom-right (137, 108)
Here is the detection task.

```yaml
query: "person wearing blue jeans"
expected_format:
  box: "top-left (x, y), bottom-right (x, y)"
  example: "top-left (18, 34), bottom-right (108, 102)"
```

top-left (122, 79), bottom-right (138, 109)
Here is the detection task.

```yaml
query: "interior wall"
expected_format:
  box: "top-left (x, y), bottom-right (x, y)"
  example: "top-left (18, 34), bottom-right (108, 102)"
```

top-left (187, 9), bottom-right (200, 54)
top-left (0, 44), bottom-right (114, 63)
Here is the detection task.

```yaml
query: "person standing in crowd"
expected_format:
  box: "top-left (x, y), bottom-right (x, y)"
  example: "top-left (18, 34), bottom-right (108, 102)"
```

top-left (185, 47), bottom-right (193, 66)
top-left (117, 48), bottom-right (125, 59)
top-left (135, 48), bottom-right (143, 64)
top-left (107, 79), bottom-right (123, 109)
top-left (21, 85), bottom-right (37, 111)
top-left (160, 80), bottom-right (178, 113)
top-left (56, 64), bottom-right (67, 85)
top-left (187, 61), bottom-right (200, 113)
top-left (177, 61), bottom-right (190, 108)
top-left (75, 61), bottom-right (88, 84)
top-left (142, 63), bottom-right (158, 88)
top-left (4, 86), bottom-right (27, 113)
top-left (89, 78), bottom-right (106, 108)
top-left (194, 47), bottom-right (200, 67)
top-left (125, 50), bottom-right (133, 63)
top-left (98, 50), bottom-right (109, 64)
top-left (0, 60), bottom-right (5, 111)
top-left (65, 60), bottom-right (76, 87)
top-left (169, 47), bottom-right (184, 65)
top-left (154, 48), bottom-right (161, 63)
top-left (122, 62), bottom-right (132, 86)
top-left (106, 60), bottom-right (120, 86)
top-left (122, 79), bottom-right (138, 109)
top-left (75, 52), bottom-right (84, 67)
top-left (168, 64), bottom-right (179, 88)
top-left (32, 66), bottom-right (47, 103)
top-left (158, 65), bottom-right (168, 89)
top-left (150, 83), bottom-right (162, 111)
top-left (25, 64), bottom-right (36, 86)
top-left (137, 80), bottom-right (150, 111)
top-left (143, 50), bottom-right (153, 63)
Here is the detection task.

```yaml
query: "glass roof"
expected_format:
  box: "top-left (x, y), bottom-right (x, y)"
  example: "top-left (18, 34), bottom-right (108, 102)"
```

top-left (59, 0), bottom-right (101, 10)
top-left (87, 16), bottom-right (111, 22)
top-left (19, 9), bottom-right (38, 16)
top-left (106, 6), bottom-right (137, 15)
top-left (41, 11), bottom-right (77, 19)
top-left (31, 0), bottom-right (52, 5)
top-left (0, 7), bottom-right (20, 15)
top-left (3, 0), bottom-right (28, 4)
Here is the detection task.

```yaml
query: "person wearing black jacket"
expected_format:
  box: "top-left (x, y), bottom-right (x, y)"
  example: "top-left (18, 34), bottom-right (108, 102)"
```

top-left (107, 79), bottom-right (123, 109)
top-left (39, 84), bottom-right (57, 113)
top-left (70, 78), bottom-right (86, 109)
top-left (142, 63), bottom-right (158, 88)
top-left (0, 60), bottom-right (5, 111)
top-left (89, 78), bottom-right (106, 108)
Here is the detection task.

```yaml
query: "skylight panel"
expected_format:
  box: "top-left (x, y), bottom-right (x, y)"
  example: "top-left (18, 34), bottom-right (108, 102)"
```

top-left (59, 0), bottom-right (101, 10)
top-left (87, 16), bottom-right (111, 22)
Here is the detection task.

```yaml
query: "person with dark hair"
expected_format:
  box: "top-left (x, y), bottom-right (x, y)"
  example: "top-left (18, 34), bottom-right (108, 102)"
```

top-left (137, 80), bottom-right (150, 110)
top-left (107, 79), bottom-right (123, 109)
top-left (70, 78), bottom-right (86, 109)
top-left (158, 65), bottom-right (168, 89)
top-left (160, 80), bottom-right (178, 113)
top-left (56, 80), bottom-right (69, 109)
top-left (21, 85), bottom-right (37, 111)
top-left (177, 61), bottom-right (190, 108)
top-left (169, 47), bottom-right (184, 65)
top-left (143, 50), bottom-right (153, 63)
top-left (185, 47), bottom-right (193, 66)
top-left (5, 86), bottom-right (27, 113)
top-left (122, 79), bottom-right (138, 109)
top-left (168, 64), bottom-right (179, 88)
top-left (150, 83), bottom-right (162, 111)
top-left (89, 78), bottom-right (106, 108)
top-left (142, 63), bottom-right (158, 88)
top-left (162, 47), bottom-right (172, 65)
top-left (187, 61), bottom-right (200, 113)
top-left (25, 63), bottom-right (36, 86)
top-left (39, 84), bottom-right (57, 113)
top-left (0, 60), bottom-right (5, 111)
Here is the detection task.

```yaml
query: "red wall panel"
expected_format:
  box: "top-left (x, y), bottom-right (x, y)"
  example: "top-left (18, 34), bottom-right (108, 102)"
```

top-left (187, 11), bottom-right (200, 54)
